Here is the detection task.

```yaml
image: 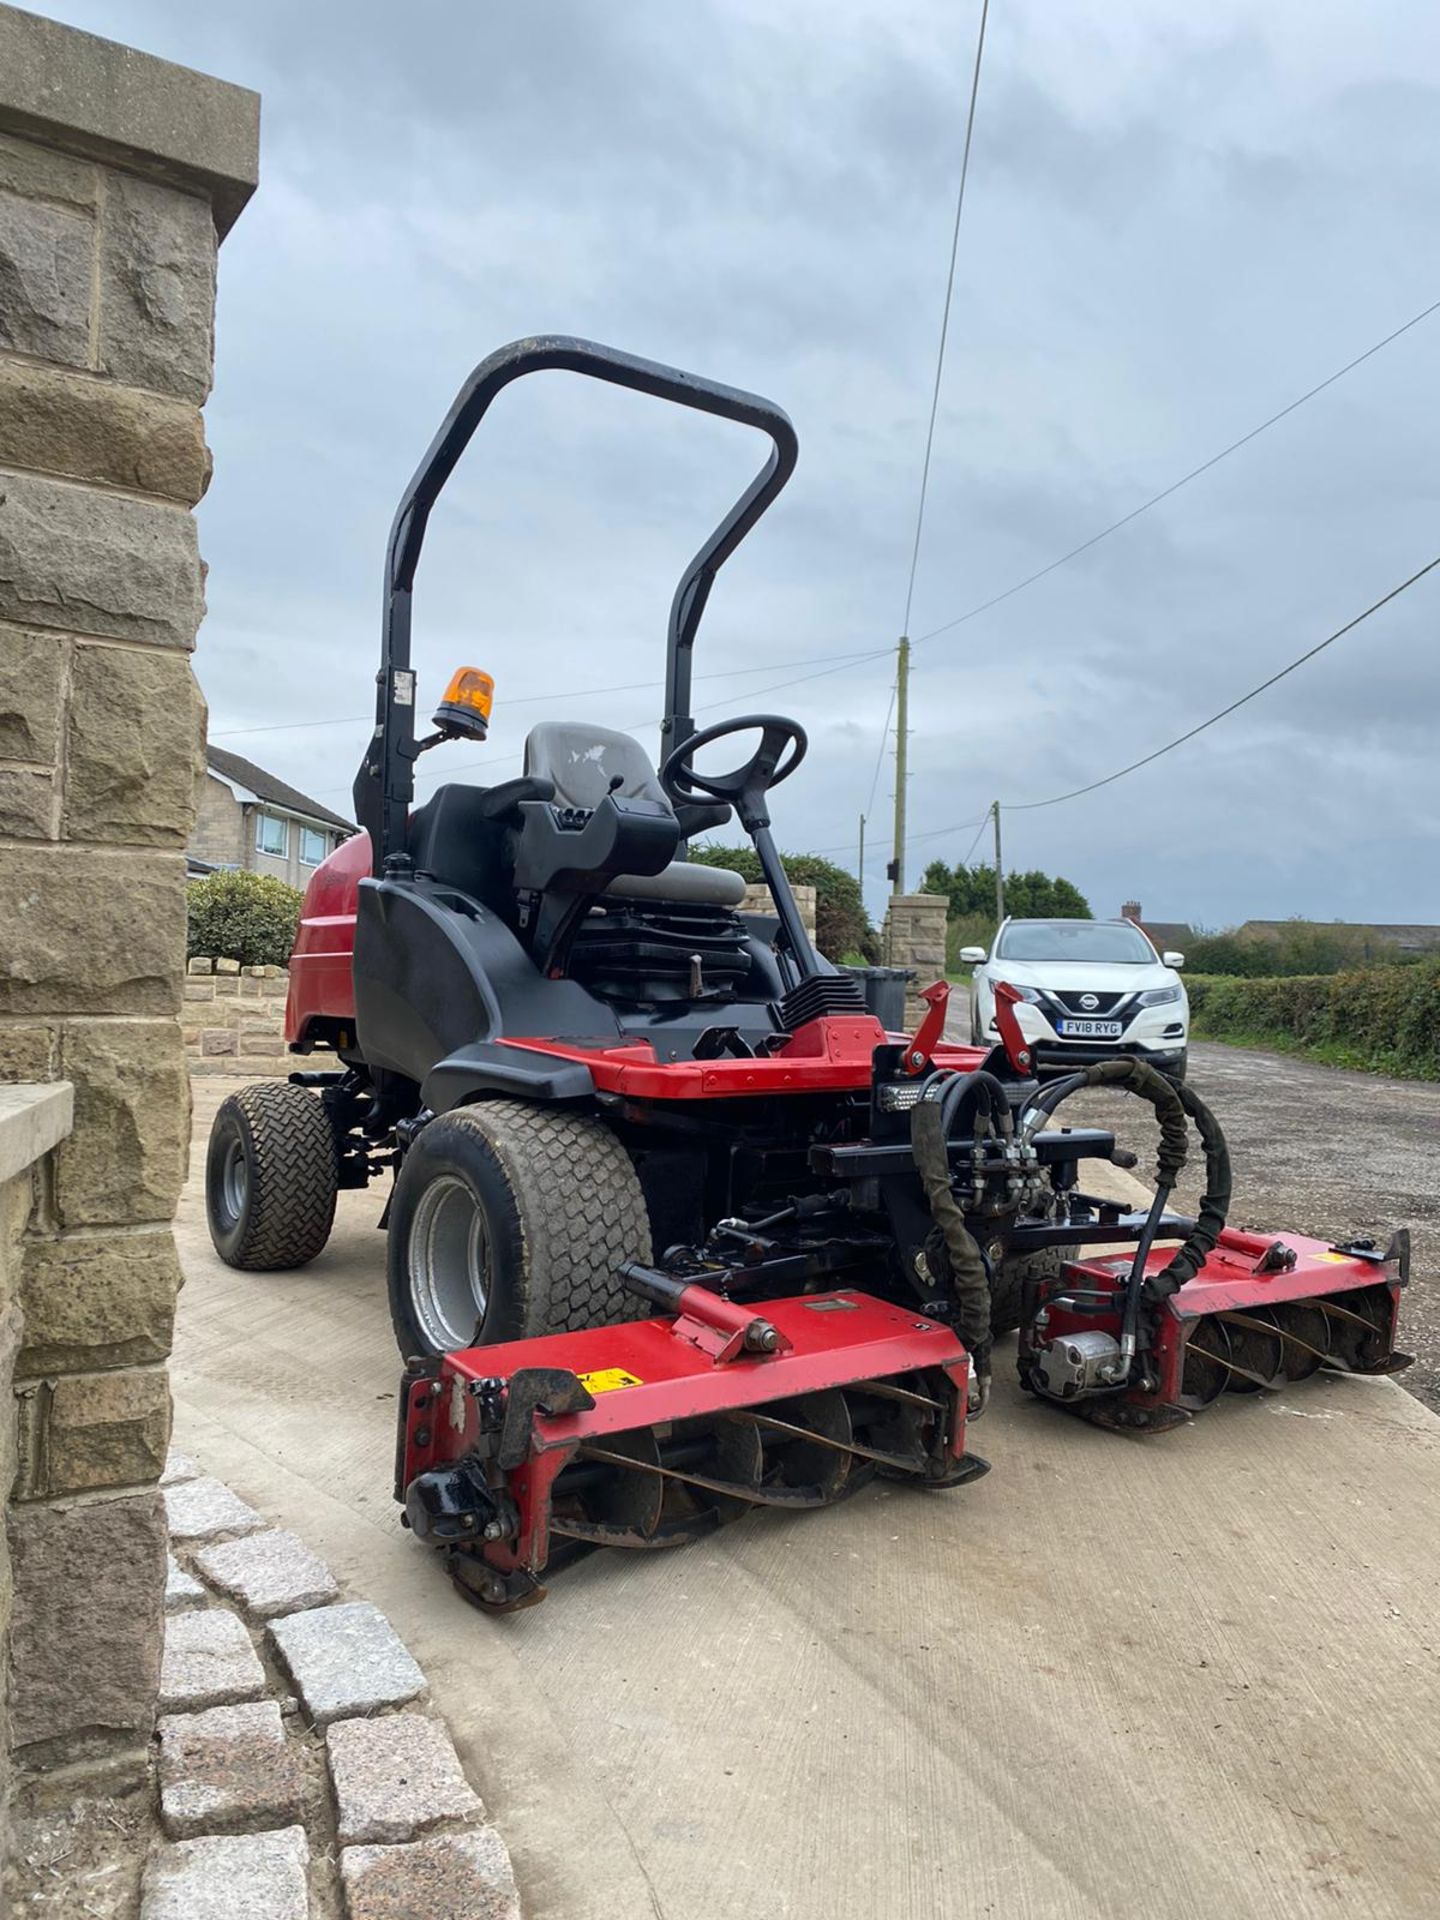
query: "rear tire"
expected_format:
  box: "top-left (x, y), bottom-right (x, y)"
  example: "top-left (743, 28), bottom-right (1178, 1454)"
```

top-left (206, 1082), bottom-right (339, 1270)
top-left (387, 1100), bottom-right (653, 1357)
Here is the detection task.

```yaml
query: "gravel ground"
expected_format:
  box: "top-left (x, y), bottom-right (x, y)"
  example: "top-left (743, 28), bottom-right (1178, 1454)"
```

top-left (1062, 1040), bottom-right (1440, 1413)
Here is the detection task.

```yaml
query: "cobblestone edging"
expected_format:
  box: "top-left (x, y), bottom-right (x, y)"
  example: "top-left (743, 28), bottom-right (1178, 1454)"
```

top-left (149, 1451), bottom-right (520, 1919)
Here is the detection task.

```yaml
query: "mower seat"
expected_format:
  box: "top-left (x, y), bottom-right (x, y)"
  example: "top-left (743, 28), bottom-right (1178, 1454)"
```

top-left (523, 723), bottom-right (747, 909)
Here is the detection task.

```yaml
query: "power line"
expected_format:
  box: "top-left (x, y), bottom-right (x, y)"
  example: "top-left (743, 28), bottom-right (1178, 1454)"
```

top-left (907, 551), bottom-right (1440, 842)
top-left (899, 0), bottom-right (991, 637)
top-left (1003, 552), bottom-right (1440, 812)
top-left (212, 648), bottom-right (885, 741)
top-left (864, 679), bottom-right (898, 816)
top-left (910, 292), bottom-right (1440, 648)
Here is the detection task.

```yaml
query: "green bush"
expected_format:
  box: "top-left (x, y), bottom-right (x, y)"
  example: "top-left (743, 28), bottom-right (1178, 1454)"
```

top-left (1186, 920), bottom-right (1407, 977)
top-left (187, 870), bottom-right (303, 968)
top-left (945, 911), bottom-right (995, 972)
top-left (1190, 960), bottom-right (1440, 1079)
top-left (689, 844), bottom-right (875, 961)
top-left (920, 859), bottom-right (1091, 922)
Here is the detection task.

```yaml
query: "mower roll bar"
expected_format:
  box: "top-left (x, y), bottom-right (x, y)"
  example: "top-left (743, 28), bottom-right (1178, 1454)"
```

top-left (356, 335), bottom-right (799, 873)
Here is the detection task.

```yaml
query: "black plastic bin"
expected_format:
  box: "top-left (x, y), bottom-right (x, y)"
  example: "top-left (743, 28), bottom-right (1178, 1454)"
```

top-left (842, 965), bottom-right (914, 1033)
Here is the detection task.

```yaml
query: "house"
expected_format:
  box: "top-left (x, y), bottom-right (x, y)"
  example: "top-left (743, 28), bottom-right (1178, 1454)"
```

top-left (190, 746), bottom-right (354, 886)
top-left (1120, 901), bottom-right (1195, 956)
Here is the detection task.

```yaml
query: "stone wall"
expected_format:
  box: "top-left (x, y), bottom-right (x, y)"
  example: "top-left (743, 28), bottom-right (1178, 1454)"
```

top-left (739, 882), bottom-right (817, 944)
top-left (0, 1), bottom-right (257, 1802)
top-left (184, 958), bottom-right (290, 1074)
top-left (881, 893), bottom-right (949, 1021)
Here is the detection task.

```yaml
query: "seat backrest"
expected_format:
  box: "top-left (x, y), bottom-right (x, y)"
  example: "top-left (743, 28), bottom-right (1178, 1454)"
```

top-left (524, 722), bottom-right (671, 813)
top-left (407, 784), bottom-right (514, 917)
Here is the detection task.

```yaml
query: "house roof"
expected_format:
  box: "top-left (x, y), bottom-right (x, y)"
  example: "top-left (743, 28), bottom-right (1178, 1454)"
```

top-left (1240, 920), bottom-right (1440, 951)
top-left (1140, 921), bottom-right (1195, 948)
top-left (206, 746), bottom-right (355, 834)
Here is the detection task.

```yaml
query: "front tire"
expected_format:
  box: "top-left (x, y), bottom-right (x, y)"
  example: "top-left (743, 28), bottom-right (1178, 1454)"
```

top-left (989, 1242), bottom-right (1079, 1337)
top-left (387, 1101), bottom-right (652, 1357)
top-left (206, 1082), bottom-right (339, 1270)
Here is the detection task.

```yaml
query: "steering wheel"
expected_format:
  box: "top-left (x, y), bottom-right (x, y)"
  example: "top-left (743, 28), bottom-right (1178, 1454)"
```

top-left (660, 714), bottom-right (807, 832)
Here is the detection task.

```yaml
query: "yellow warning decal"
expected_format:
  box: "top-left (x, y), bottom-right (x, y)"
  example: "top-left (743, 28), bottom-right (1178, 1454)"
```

top-left (577, 1367), bottom-right (643, 1394)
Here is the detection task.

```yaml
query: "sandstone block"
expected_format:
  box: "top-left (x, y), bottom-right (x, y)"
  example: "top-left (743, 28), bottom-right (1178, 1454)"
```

top-left (340, 1830), bottom-right (519, 1920)
top-left (165, 1475), bottom-right (264, 1543)
top-left (8, 1490), bottom-right (166, 1754)
top-left (188, 957), bottom-right (215, 974)
top-left (56, 1019), bottom-right (190, 1226)
top-left (202, 1029), bottom-right (237, 1056)
top-left (1, 846), bottom-right (186, 1016)
top-left (0, 766), bottom-right (55, 837)
top-left (185, 980), bottom-right (216, 1001)
top-left (141, 1825), bottom-right (309, 1920)
top-left (159, 1606), bottom-right (266, 1712)
top-left (0, 130), bottom-right (97, 209)
top-left (215, 957), bottom-right (241, 974)
top-left (0, 357), bottom-right (210, 505)
top-left (157, 1699), bottom-right (306, 1838)
top-left (0, 1023), bottom-right (54, 1083)
top-left (38, 1364), bottom-right (172, 1495)
top-left (0, 469), bottom-right (201, 649)
top-left (195, 1527), bottom-right (339, 1620)
top-left (240, 1035), bottom-right (283, 1057)
top-left (98, 173), bottom-right (216, 405)
top-left (0, 625), bottom-right (65, 761)
top-left (20, 1225), bottom-right (181, 1374)
top-left (0, 186), bottom-right (92, 365)
top-left (327, 1713), bottom-right (482, 1845)
top-left (64, 644), bottom-right (205, 844)
top-left (269, 1602), bottom-right (426, 1726)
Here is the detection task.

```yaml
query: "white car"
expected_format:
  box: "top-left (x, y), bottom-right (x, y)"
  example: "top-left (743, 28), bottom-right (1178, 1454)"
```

top-left (960, 918), bottom-right (1189, 1080)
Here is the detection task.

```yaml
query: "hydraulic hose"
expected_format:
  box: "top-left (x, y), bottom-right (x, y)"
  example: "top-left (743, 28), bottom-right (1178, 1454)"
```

top-left (911, 1081), bottom-right (994, 1389)
top-left (1020, 1058), bottom-right (1231, 1298)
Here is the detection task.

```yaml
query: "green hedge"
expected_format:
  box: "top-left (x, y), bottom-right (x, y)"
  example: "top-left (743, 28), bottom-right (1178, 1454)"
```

top-left (187, 870), bottom-right (303, 968)
top-left (1188, 962), bottom-right (1440, 1079)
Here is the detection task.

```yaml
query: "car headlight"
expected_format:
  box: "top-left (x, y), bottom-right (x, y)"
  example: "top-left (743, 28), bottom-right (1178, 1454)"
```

top-left (1138, 984), bottom-right (1183, 1007)
top-left (995, 982), bottom-right (1042, 1003)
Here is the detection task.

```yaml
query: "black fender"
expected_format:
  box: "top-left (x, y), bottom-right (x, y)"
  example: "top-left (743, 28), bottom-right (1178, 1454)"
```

top-left (422, 1042), bottom-right (595, 1114)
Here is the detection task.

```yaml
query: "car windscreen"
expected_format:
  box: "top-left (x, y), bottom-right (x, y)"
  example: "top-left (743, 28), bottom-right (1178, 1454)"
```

top-left (995, 921), bottom-right (1156, 964)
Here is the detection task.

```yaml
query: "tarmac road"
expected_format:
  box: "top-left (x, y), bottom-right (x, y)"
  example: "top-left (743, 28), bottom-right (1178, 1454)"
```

top-left (172, 1057), bottom-right (1440, 1920)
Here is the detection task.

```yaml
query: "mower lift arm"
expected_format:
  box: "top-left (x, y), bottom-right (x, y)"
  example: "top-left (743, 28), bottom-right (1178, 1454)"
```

top-left (357, 335), bottom-right (799, 875)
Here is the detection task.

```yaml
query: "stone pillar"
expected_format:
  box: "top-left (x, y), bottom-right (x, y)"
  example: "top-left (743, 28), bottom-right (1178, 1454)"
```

top-left (881, 893), bottom-right (949, 1022)
top-left (0, 3), bottom-right (257, 1787)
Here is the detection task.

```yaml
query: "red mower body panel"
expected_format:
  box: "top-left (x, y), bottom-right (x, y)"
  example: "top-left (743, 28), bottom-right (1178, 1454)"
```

top-left (285, 831), bottom-right (367, 1044)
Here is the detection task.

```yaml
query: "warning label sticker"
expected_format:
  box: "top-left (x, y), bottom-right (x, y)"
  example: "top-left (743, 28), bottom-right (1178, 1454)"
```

top-left (577, 1367), bottom-right (643, 1395)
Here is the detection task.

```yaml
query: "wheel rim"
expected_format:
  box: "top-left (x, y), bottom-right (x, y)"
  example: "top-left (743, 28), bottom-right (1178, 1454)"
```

top-left (219, 1135), bottom-right (249, 1227)
top-left (408, 1174), bottom-right (491, 1351)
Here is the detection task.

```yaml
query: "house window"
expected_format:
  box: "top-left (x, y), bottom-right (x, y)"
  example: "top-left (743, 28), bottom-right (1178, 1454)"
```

top-left (299, 825), bottom-right (327, 867)
top-left (256, 812), bottom-right (288, 858)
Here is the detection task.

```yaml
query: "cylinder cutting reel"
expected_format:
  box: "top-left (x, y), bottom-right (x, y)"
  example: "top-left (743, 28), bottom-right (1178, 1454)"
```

top-left (398, 1269), bottom-right (987, 1613)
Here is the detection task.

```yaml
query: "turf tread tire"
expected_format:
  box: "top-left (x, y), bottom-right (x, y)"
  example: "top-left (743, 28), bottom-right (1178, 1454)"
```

top-left (207, 1081), bottom-right (338, 1271)
top-left (388, 1100), bottom-right (652, 1357)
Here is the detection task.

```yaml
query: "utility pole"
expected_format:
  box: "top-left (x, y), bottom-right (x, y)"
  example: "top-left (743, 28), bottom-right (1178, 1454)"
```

top-left (857, 813), bottom-right (866, 890)
top-left (992, 799), bottom-right (1005, 925)
top-left (890, 634), bottom-right (910, 894)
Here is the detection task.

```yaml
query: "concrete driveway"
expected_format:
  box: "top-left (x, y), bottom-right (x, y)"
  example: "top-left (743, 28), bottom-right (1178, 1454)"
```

top-left (173, 1071), bottom-right (1440, 1920)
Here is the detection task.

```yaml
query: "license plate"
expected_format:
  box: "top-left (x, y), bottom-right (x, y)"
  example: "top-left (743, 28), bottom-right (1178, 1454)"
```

top-left (1056, 1018), bottom-right (1123, 1038)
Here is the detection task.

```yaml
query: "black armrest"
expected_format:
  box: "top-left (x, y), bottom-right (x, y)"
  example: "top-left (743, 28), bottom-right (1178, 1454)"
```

top-left (512, 792), bottom-right (679, 895)
top-left (473, 774), bottom-right (556, 822)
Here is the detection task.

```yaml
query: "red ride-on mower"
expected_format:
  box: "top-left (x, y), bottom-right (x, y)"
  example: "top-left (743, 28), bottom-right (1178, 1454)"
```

top-left (206, 337), bottom-right (1411, 1612)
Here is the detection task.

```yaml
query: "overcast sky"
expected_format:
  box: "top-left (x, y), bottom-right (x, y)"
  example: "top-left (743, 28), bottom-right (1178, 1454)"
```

top-left (53, 0), bottom-right (1440, 928)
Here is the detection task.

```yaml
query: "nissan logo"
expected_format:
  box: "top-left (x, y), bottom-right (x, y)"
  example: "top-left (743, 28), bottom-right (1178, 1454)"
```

top-left (1079, 993), bottom-right (1100, 1011)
